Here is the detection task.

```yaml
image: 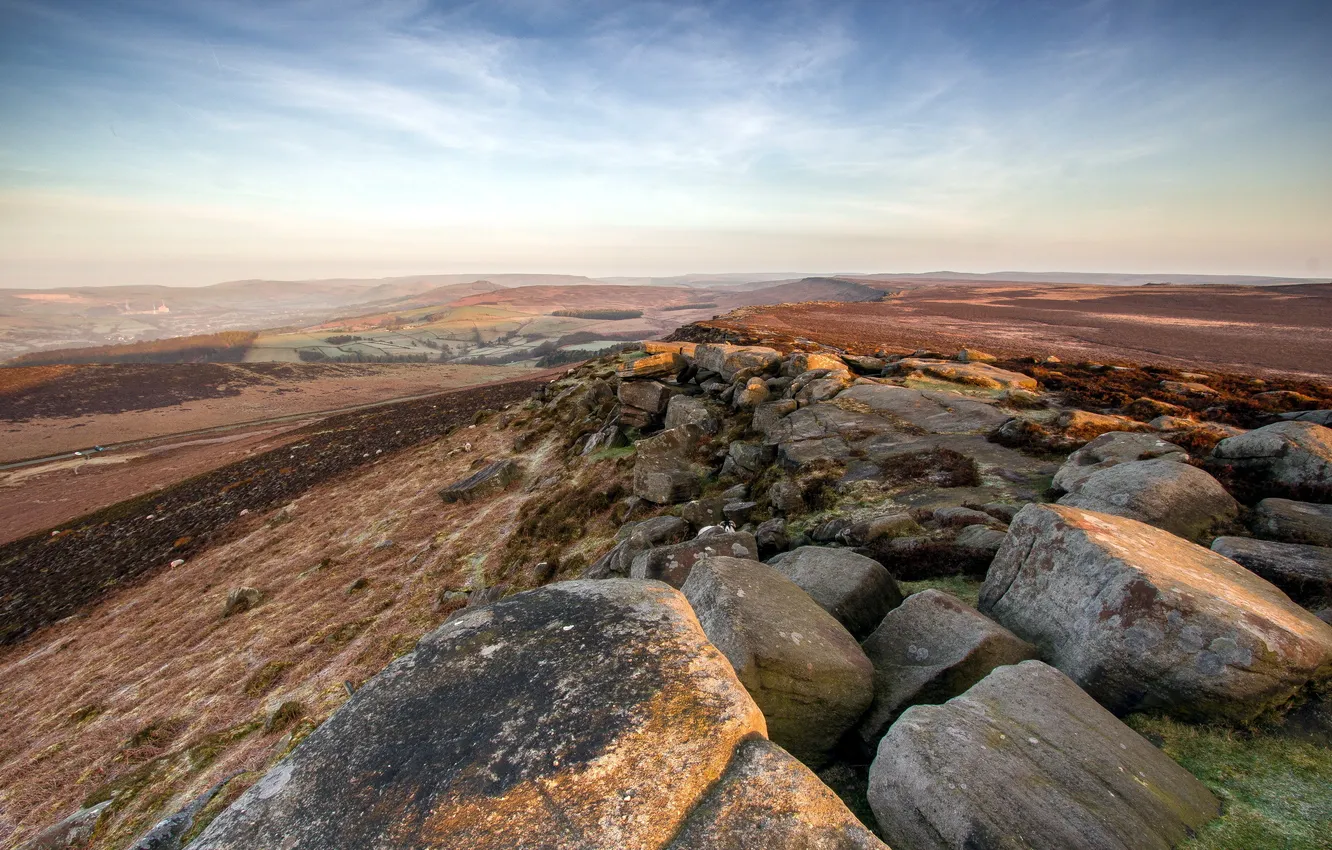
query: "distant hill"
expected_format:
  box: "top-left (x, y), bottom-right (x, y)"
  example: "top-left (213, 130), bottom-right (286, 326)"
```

top-left (853, 271), bottom-right (1331, 287)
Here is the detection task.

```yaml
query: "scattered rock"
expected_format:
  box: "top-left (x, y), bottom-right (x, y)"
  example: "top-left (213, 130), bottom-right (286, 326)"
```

top-left (1056, 458), bottom-right (1239, 541)
top-left (186, 581), bottom-right (772, 850)
top-left (629, 532), bottom-right (759, 588)
top-left (766, 479), bottom-right (806, 515)
top-left (1051, 431), bottom-right (1189, 493)
top-left (752, 399), bottom-right (798, 436)
top-left (980, 502), bottom-right (1021, 523)
top-left (682, 556), bottom-right (874, 766)
top-left (1252, 498), bottom-right (1332, 547)
top-left (680, 497), bottom-right (726, 529)
top-left (581, 420), bottom-right (628, 456)
top-left (1211, 536), bottom-right (1332, 606)
top-left (439, 459), bottom-right (522, 503)
top-left (855, 590), bottom-right (1037, 747)
top-left (1211, 421), bottom-right (1332, 499)
top-left (980, 504), bottom-right (1332, 722)
top-left (867, 661), bottom-right (1219, 850)
top-left (128, 774), bottom-right (239, 850)
top-left (767, 546), bottom-right (903, 639)
top-left (221, 587), bottom-right (262, 618)
top-left (665, 737), bottom-right (887, 850)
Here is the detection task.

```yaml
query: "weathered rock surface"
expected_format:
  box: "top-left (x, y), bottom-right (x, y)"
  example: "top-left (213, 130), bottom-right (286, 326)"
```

top-left (856, 590), bottom-right (1036, 748)
top-left (1211, 536), bottom-right (1332, 605)
top-left (720, 441), bottom-right (776, 480)
top-left (694, 344), bottom-right (782, 381)
top-left (1211, 421), bottom-right (1332, 498)
top-left (221, 587), bottom-right (262, 618)
top-left (1252, 498), bottom-right (1332, 547)
top-left (886, 358), bottom-right (1037, 391)
top-left (617, 380), bottom-right (674, 415)
top-left (953, 524), bottom-right (1007, 556)
top-left (629, 532), bottom-right (759, 588)
top-left (633, 427), bottom-right (702, 504)
top-left (439, 458), bottom-right (522, 503)
top-left (838, 384), bottom-right (1009, 434)
top-left (867, 661), bottom-right (1220, 850)
top-left (1056, 458), bottom-right (1239, 541)
top-left (616, 351), bottom-right (684, 379)
top-left (187, 580), bottom-right (770, 850)
top-left (1051, 431), bottom-right (1188, 493)
top-left (665, 737), bottom-right (887, 850)
top-left (682, 556), bottom-right (874, 766)
top-left (980, 504), bottom-right (1332, 722)
top-left (1281, 409), bottom-right (1332, 426)
top-left (20, 802), bottom-right (111, 850)
top-left (767, 546), bottom-right (903, 639)
top-left (130, 774), bottom-right (237, 850)
top-left (583, 516), bottom-right (691, 579)
top-left (664, 395), bottom-right (720, 433)
top-left (1055, 410), bottom-right (1150, 443)
top-left (735, 377), bottom-right (771, 409)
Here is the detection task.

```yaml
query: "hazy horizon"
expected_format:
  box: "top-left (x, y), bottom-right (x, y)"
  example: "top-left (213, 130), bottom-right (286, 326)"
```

top-left (3, 0), bottom-right (1330, 288)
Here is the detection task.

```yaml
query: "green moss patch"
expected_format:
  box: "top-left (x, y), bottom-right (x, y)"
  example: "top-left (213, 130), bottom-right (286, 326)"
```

top-left (1126, 714), bottom-right (1332, 850)
top-left (898, 577), bottom-right (985, 607)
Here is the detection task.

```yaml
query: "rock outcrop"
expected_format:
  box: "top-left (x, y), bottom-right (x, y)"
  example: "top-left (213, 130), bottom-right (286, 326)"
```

top-left (1055, 458), bottom-right (1238, 541)
top-left (439, 458), bottom-right (522, 503)
top-left (1211, 536), bottom-right (1332, 606)
top-left (629, 531), bottom-right (759, 588)
top-left (632, 427), bottom-right (703, 504)
top-left (980, 504), bottom-right (1332, 722)
top-left (1211, 421), bottom-right (1332, 499)
top-left (681, 556), bottom-right (874, 766)
top-left (1051, 431), bottom-right (1188, 493)
top-left (855, 590), bottom-right (1037, 748)
top-left (867, 661), bottom-right (1220, 850)
top-left (1252, 498), bottom-right (1332, 547)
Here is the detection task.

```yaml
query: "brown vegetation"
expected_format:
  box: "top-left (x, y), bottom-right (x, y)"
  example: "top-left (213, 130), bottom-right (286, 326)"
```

top-left (7, 331), bottom-right (259, 366)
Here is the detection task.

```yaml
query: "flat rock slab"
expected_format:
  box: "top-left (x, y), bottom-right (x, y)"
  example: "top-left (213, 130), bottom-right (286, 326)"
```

top-left (867, 661), bottom-right (1219, 850)
top-left (1211, 536), bottom-right (1332, 606)
top-left (1253, 498), bottom-right (1332, 547)
top-left (1052, 431), bottom-right (1189, 493)
top-left (666, 737), bottom-right (887, 850)
top-left (889, 358), bottom-right (1038, 391)
top-left (694, 344), bottom-right (782, 381)
top-left (981, 504), bottom-right (1332, 723)
top-left (1056, 458), bottom-right (1238, 542)
top-left (837, 385), bottom-right (1010, 434)
top-left (186, 580), bottom-right (767, 850)
top-left (629, 532), bottom-right (759, 588)
top-left (682, 556), bottom-right (874, 767)
top-left (856, 590), bottom-right (1036, 749)
top-left (767, 546), bottom-right (903, 639)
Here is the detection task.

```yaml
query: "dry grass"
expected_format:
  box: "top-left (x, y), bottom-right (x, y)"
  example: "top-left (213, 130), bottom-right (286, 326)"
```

top-left (0, 419), bottom-right (563, 848)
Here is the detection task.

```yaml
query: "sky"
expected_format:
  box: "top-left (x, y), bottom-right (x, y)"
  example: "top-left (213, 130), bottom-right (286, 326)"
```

top-left (1, 0), bottom-right (1330, 287)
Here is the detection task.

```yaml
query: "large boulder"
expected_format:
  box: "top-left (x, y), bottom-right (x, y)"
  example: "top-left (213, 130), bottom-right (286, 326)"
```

top-left (1211, 536), bottom-right (1332, 606)
top-left (439, 459), bottom-right (521, 503)
top-left (681, 556), bottom-right (874, 766)
top-left (618, 380), bottom-right (674, 415)
top-left (694, 344), bottom-right (782, 382)
top-left (886, 358), bottom-right (1037, 391)
top-left (629, 532), bottom-right (759, 588)
top-left (1051, 431), bottom-right (1188, 494)
top-left (980, 504), bottom-right (1332, 722)
top-left (855, 590), bottom-right (1037, 749)
top-left (616, 351), bottom-right (685, 379)
top-left (1211, 421), bottom-right (1332, 499)
top-left (1281, 409), bottom-right (1332, 426)
top-left (837, 384), bottom-right (1009, 434)
top-left (1055, 458), bottom-right (1239, 541)
top-left (633, 427), bottom-right (703, 504)
top-left (767, 546), bottom-right (903, 639)
top-left (867, 661), bottom-right (1220, 850)
top-left (665, 738), bottom-right (887, 850)
top-left (186, 581), bottom-right (772, 850)
top-left (1252, 498), bottom-right (1332, 547)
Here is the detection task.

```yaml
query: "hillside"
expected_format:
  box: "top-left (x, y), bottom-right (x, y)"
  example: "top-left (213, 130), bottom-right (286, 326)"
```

top-left (1, 326), bottom-right (1329, 848)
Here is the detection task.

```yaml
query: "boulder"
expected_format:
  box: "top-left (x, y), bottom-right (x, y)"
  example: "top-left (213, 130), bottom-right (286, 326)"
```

top-left (186, 581), bottom-right (769, 850)
top-left (20, 802), bottom-right (111, 850)
top-left (1051, 431), bottom-right (1189, 493)
top-left (867, 661), bottom-right (1220, 850)
top-left (842, 355), bottom-right (886, 374)
top-left (582, 516), bottom-right (692, 579)
top-left (980, 504), bottom-right (1332, 722)
top-left (1160, 379), bottom-right (1218, 396)
top-left (1281, 409), bottom-right (1332, 426)
top-left (754, 518), bottom-right (789, 559)
top-left (720, 441), bottom-right (776, 480)
top-left (735, 377), bottom-right (770, 409)
top-left (846, 513), bottom-right (922, 546)
top-left (955, 348), bottom-right (997, 363)
top-left (680, 497), bottom-right (725, 529)
top-left (1056, 458), bottom-right (1239, 541)
top-left (785, 352), bottom-right (849, 376)
top-left (767, 546), bottom-right (903, 639)
top-left (633, 427), bottom-right (703, 505)
top-left (629, 532), bottom-right (759, 588)
top-left (953, 524), bottom-right (1007, 556)
top-left (856, 590), bottom-right (1037, 747)
top-left (931, 506), bottom-right (997, 529)
top-left (837, 385), bottom-right (1009, 434)
top-left (682, 556), bottom-right (874, 766)
top-left (439, 459), bottom-right (522, 503)
top-left (644, 341), bottom-right (697, 357)
top-left (722, 501), bottom-right (757, 525)
top-left (665, 737), bottom-right (887, 850)
top-left (617, 351), bottom-right (685, 379)
top-left (752, 399), bottom-right (798, 437)
top-left (766, 480), bottom-right (806, 516)
top-left (887, 358), bottom-right (1036, 390)
top-left (778, 436), bottom-right (852, 469)
top-left (1252, 498), bottom-right (1332, 546)
top-left (1211, 536), bottom-right (1332, 605)
top-left (694, 344), bottom-right (782, 381)
top-left (795, 374), bottom-right (853, 404)
top-left (581, 421), bottom-right (628, 456)
top-left (617, 380), bottom-right (674, 415)
top-left (1211, 421), bottom-right (1332, 499)
top-left (664, 395), bottom-right (720, 433)
top-left (221, 587), bottom-right (262, 618)
top-left (1055, 410), bottom-right (1150, 443)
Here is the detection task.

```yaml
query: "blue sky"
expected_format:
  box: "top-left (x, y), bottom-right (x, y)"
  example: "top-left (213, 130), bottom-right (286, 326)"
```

top-left (1, 0), bottom-right (1329, 286)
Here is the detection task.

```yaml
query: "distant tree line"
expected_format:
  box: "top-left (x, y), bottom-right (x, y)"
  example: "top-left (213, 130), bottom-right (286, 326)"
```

top-left (297, 349), bottom-right (433, 363)
top-left (662, 302), bottom-right (718, 311)
top-left (324, 335), bottom-right (364, 345)
top-left (550, 309), bottom-right (643, 320)
top-left (6, 331), bottom-right (259, 366)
